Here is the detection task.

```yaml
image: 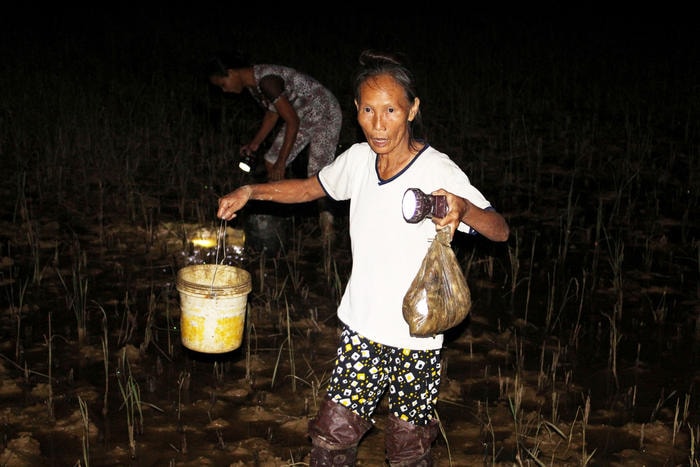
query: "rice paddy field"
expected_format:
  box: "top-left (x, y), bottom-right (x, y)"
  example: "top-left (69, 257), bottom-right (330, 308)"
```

top-left (0, 10), bottom-right (698, 466)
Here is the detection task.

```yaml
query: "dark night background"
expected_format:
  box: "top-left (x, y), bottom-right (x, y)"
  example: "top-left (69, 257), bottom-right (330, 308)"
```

top-left (1, 7), bottom-right (699, 467)
top-left (3, 9), bottom-right (698, 161)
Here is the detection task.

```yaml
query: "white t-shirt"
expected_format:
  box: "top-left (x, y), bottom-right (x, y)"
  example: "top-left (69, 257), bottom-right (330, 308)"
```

top-left (317, 142), bottom-right (493, 350)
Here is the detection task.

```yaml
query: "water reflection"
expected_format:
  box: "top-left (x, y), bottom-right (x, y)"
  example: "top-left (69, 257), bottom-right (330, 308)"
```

top-left (174, 225), bottom-right (247, 268)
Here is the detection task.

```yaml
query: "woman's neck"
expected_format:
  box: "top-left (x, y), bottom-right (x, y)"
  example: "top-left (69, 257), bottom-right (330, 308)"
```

top-left (376, 144), bottom-right (422, 179)
top-left (239, 67), bottom-right (256, 87)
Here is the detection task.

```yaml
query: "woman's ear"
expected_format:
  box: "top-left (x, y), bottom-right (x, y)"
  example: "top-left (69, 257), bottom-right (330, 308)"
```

top-left (408, 97), bottom-right (420, 122)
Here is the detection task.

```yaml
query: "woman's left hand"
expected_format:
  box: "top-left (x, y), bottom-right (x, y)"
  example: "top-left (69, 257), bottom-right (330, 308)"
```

top-left (431, 189), bottom-right (468, 240)
top-left (431, 188), bottom-right (510, 242)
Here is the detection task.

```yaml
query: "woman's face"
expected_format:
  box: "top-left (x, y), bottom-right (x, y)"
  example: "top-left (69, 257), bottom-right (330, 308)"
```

top-left (355, 74), bottom-right (419, 157)
top-left (210, 69), bottom-right (243, 94)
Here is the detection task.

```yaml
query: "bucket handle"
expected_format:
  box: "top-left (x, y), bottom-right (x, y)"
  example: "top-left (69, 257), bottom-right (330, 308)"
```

top-left (209, 219), bottom-right (230, 292)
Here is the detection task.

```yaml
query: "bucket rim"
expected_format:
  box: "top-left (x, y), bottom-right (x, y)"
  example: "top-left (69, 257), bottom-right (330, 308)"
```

top-left (176, 264), bottom-right (252, 295)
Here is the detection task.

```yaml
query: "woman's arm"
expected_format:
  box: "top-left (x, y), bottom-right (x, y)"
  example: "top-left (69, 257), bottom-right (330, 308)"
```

top-left (217, 176), bottom-right (325, 221)
top-left (246, 110), bottom-right (279, 153)
top-left (268, 95), bottom-right (300, 180)
top-left (432, 189), bottom-right (510, 242)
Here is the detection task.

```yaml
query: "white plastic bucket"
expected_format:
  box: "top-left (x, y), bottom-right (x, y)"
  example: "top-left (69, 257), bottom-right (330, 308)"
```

top-left (176, 264), bottom-right (252, 353)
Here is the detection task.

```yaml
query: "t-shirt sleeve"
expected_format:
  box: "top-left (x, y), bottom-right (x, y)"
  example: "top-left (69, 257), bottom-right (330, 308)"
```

top-left (318, 145), bottom-right (366, 201)
top-left (428, 152), bottom-right (494, 235)
top-left (258, 75), bottom-right (285, 103)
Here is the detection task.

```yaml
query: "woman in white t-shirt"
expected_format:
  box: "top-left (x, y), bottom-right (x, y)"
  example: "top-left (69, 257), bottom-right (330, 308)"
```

top-left (217, 49), bottom-right (509, 466)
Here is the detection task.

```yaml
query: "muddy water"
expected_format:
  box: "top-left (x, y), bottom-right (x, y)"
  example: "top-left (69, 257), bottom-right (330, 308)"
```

top-left (0, 201), bottom-right (698, 466)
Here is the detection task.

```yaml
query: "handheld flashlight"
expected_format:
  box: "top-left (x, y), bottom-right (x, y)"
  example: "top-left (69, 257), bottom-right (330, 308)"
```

top-left (402, 188), bottom-right (447, 223)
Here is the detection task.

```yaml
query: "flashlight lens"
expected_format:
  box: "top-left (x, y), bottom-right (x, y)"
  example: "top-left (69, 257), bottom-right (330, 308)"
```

top-left (402, 190), bottom-right (418, 220)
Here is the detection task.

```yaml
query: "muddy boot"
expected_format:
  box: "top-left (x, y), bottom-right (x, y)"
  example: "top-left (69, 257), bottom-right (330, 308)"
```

top-left (308, 396), bottom-right (372, 466)
top-left (385, 415), bottom-right (439, 467)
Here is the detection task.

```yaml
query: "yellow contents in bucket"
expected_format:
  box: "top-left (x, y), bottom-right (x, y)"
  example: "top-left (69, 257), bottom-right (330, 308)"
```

top-left (176, 264), bottom-right (252, 353)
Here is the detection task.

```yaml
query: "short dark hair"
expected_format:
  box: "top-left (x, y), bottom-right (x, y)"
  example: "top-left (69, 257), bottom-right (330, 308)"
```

top-left (205, 50), bottom-right (251, 78)
top-left (354, 50), bottom-right (426, 149)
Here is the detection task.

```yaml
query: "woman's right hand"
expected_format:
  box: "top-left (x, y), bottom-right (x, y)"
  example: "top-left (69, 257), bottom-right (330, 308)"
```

top-left (217, 185), bottom-right (253, 220)
top-left (240, 142), bottom-right (259, 155)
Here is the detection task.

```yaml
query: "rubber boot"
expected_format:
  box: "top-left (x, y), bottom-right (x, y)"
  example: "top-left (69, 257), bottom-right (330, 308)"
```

top-left (308, 396), bottom-right (372, 466)
top-left (385, 415), bottom-right (440, 467)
